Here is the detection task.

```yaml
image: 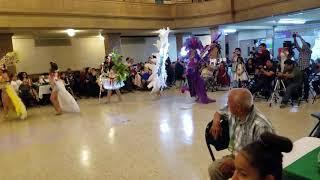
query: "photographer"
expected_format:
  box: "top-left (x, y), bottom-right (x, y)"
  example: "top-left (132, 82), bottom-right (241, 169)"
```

top-left (293, 33), bottom-right (312, 100)
top-left (255, 43), bottom-right (270, 68)
top-left (249, 59), bottom-right (276, 97)
top-left (277, 59), bottom-right (303, 108)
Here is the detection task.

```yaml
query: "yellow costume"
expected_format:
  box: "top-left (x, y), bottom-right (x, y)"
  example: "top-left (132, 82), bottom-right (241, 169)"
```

top-left (0, 77), bottom-right (27, 120)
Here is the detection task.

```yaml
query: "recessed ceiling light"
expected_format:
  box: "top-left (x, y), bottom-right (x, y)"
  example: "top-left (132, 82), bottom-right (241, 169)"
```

top-left (66, 29), bottom-right (76, 37)
top-left (223, 29), bottom-right (237, 33)
top-left (278, 19), bottom-right (306, 24)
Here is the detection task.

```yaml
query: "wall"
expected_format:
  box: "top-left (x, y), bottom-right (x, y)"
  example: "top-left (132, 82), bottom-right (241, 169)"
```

top-left (121, 36), bottom-right (177, 62)
top-left (1, 0), bottom-right (320, 29)
top-left (226, 33), bottom-right (239, 58)
top-left (238, 30), bottom-right (267, 41)
top-left (13, 37), bottom-right (105, 74)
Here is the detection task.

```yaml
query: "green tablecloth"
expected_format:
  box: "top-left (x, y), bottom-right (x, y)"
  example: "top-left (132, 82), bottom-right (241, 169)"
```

top-left (284, 147), bottom-right (320, 180)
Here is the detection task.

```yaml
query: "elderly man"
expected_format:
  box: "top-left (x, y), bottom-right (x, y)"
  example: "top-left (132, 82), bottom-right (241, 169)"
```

top-left (208, 88), bottom-right (274, 180)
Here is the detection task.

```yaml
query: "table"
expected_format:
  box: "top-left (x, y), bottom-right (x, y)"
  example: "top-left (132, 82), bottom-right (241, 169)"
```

top-left (38, 85), bottom-right (51, 99)
top-left (283, 137), bottom-right (320, 180)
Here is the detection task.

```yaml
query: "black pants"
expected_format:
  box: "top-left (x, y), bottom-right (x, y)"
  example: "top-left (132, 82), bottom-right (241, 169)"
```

top-left (312, 80), bottom-right (320, 95)
top-left (250, 79), bottom-right (272, 97)
top-left (302, 68), bottom-right (311, 99)
top-left (282, 83), bottom-right (302, 104)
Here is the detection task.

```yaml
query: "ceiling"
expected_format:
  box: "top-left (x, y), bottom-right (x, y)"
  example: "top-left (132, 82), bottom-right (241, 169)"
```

top-left (5, 7), bottom-right (320, 38)
top-left (221, 8), bottom-right (320, 31)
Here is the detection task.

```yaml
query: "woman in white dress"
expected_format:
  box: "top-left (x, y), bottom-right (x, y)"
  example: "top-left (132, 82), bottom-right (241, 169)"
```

top-left (49, 63), bottom-right (79, 114)
top-left (55, 78), bottom-right (80, 113)
top-left (233, 56), bottom-right (248, 87)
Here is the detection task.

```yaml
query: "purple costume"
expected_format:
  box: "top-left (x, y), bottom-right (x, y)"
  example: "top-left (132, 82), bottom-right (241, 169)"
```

top-left (184, 36), bottom-right (215, 104)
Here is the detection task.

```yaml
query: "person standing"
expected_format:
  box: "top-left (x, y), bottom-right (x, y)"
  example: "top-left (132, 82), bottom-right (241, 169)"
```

top-left (293, 33), bottom-right (312, 101)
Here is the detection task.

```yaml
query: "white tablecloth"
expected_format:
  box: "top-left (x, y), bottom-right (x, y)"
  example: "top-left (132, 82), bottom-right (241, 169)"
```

top-left (283, 137), bottom-right (320, 168)
top-left (38, 85), bottom-right (51, 99)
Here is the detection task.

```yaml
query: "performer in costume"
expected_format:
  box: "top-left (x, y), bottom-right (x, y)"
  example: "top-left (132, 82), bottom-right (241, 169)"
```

top-left (146, 27), bottom-right (170, 96)
top-left (49, 62), bottom-right (62, 114)
top-left (201, 33), bottom-right (222, 62)
top-left (0, 69), bottom-right (27, 119)
top-left (183, 36), bottom-right (215, 104)
top-left (49, 62), bottom-right (79, 114)
top-left (100, 52), bottom-right (129, 103)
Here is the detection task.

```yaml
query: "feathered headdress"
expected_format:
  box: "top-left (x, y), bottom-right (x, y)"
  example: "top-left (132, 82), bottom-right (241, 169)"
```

top-left (211, 32), bottom-right (222, 43)
top-left (110, 51), bottom-right (129, 82)
top-left (184, 36), bottom-right (203, 51)
top-left (0, 51), bottom-right (19, 67)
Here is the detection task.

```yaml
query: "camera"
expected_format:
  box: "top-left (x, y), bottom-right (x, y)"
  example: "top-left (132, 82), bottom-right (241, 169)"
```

top-left (292, 33), bottom-right (297, 38)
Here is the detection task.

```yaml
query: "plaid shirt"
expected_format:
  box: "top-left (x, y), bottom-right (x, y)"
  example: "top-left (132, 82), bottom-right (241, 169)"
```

top-left (218, 105), bottom-right (274, 153)
top-left (296, 42), bottom-right (312, 71)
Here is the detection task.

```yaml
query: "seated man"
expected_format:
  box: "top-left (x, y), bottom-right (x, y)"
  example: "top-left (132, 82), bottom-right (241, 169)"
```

top-left (208, 88), bottom-right (274, 180)
top-left (19, 78), bottom-right (39, 106)
top-left (249, 59), bottom-right (276, 98)
top-left (312, 63), bottom-right (320, 98)
top-left (277, 59), bottom-right (303, 108)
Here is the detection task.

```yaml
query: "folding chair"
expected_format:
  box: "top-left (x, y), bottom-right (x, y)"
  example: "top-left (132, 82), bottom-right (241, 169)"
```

top-left (205, 116), bottom-right (229, 161)
top-left (310, 112), bottom-right (320, 137)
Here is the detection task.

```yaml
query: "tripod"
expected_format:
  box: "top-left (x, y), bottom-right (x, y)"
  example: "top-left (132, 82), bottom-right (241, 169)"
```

top-left (269, 77), bottom-right (286, 107)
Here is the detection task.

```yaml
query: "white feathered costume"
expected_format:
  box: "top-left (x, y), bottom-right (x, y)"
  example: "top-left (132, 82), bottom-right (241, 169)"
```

top-left (147, 27), bottom-right (170, 94)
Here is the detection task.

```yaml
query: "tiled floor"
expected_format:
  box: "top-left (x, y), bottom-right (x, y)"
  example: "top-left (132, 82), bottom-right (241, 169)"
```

top-left (0, 89), bottom-right (318, 180)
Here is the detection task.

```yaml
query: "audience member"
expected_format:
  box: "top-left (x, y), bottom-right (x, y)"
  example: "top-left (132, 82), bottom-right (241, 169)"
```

top-left (250, 59), bottom-right (276, 98)
top-left (232, 132), bottom-right (293, 180)
top-left (231, 48), bottom-right (242, 80)
top-left (208, 88), bottom-right (274, 180)
top-left (293, 33), bottom-right (313, 100)
top-left (165, 57), bottom-right (174, 87)
top-left (19, 77), bottom-right (39, 106)
top-left (233, 56), bottom-right (248, 88)
top-left (245, 58), bottom-right (255, 79)
top-left (217, 62), bottom-right (230, 87)
top-left (175, 59), bottom-right (185, 88)
top-left (10, 74), bottom-right (21, 93)
top-left (277, 59), bottom-right (303, 108)
top-left (255, 43), bottom-right (270, 68)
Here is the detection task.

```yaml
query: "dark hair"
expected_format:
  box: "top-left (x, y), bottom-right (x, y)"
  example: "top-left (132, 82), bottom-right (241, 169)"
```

top-left (284, 59), bottom-right (294, 66)
top-left (50, 62), bottom-right (58, 73)
top-left (266, 59), bottom-right (274, 64)
top-left (237, 56), bottom-right (244, 63)
top-left (259, 43), bottom-right (267, 48)
top-left (235, 48), bottom-right (241, 52)
top-left (241, 132), bottom-right (293, 180)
